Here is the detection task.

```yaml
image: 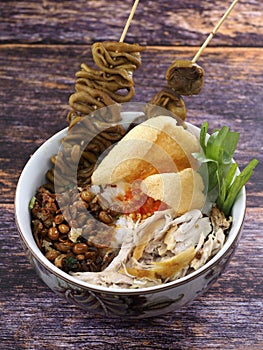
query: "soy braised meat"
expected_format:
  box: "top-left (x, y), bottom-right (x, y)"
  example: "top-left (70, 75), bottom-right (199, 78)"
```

top-left (148, 87), bottom-right (187, 121)
top-left (92, 41), bottom-right (144, 73)
top-left (47, 121), bottom-right (127, 191)
top-left (148, 59), bottom-right (204, 121)
top-left (52, 41), bottom-right (145, 192)
top-left (75, 63), bottom-right (134, 97)
top-left (166, 60), bottom-right (204, 96)
top-left (68, 41), bottom-right (145, 124)
top-left (69, 87), bottom-right (117, 116)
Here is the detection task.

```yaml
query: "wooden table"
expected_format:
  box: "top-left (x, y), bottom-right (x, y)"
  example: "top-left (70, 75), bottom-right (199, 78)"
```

top-left (1, 1), bottom-right (262, 349)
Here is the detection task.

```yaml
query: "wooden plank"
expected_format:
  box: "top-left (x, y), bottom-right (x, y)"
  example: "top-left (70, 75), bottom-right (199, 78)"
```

top-left (1, 0), bottom-right (262, 347)
top-left (0, 44), bottom-right (262, 349)
top-left (0, 0), bottom-right (262, 46)
top-left (0, 45), bottom-right (262, 206)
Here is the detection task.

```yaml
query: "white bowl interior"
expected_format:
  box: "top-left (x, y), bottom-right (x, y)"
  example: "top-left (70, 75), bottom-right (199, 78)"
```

top-left (15, 115), bottom-right (246, 294)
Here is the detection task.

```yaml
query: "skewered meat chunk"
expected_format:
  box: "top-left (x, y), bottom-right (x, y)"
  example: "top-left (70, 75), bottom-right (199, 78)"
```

top-left (148, 87), bottom-right (187, 121)
top-left (166, 60), bottom-right (204, 96)
top-left (149, 59), bottom-right (204, 121)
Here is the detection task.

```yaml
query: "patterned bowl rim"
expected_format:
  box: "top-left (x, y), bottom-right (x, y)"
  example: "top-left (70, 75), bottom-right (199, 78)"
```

top-left (15, 119), bottom-right (246, 296)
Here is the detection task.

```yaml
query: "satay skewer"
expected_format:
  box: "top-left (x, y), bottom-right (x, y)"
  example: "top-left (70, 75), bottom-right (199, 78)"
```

top-left (192, 0), bottom-right (240, 63)
top-left (119, 0), bottom-right (140, 42)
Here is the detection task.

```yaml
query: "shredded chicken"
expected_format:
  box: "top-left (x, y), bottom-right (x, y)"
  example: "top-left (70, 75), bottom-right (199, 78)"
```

top-left (72, 206), bottom-right (231, 289)
top-left (191, 228), bottom-right (225, 270)
top-left (210, 205), bottom-right (231, 232)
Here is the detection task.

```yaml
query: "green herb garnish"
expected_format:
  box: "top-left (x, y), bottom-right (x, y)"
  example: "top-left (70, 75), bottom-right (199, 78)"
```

top-left (29, 196), bottom-right (36, 209)
top-left (193, 122), bottom-right (258, 216)
top-left (62, 256), bottom-right (78, 271)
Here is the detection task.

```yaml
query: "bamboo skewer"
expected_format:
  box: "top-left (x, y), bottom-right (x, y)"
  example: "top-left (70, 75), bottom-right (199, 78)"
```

top-left (192, 0), bottom-right (240, 63)
top-left (119, 0), bottom-right (140, 42)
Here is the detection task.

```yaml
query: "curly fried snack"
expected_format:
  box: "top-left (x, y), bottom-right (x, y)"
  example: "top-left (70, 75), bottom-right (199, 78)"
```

top-left (141, 168), bottom-right (205, 215)
top-left (91, 116), bottom-right (200, 185)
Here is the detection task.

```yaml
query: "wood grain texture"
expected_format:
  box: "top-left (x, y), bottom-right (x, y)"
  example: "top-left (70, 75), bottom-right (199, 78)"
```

top-left (1, 45), bottom-right (262, 206)
top-left (0, 0), bottom-right (263, 348)
top-left (0, 0), bottom-right (262, 46)
top-left (1, 44), bottom-right (262, 350)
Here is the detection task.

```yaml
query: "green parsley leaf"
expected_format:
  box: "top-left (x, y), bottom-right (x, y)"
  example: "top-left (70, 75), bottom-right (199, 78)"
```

top-left (194, 122), bottom-right (258, 216)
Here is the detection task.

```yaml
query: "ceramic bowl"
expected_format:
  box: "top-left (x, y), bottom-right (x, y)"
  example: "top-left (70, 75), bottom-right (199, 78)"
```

top-left (15, 113), bottom-right (246, 319)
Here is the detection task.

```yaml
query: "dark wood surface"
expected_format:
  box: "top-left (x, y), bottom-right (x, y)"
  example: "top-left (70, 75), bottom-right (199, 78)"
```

top-left (0, 1), bottom-right (262, 349)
